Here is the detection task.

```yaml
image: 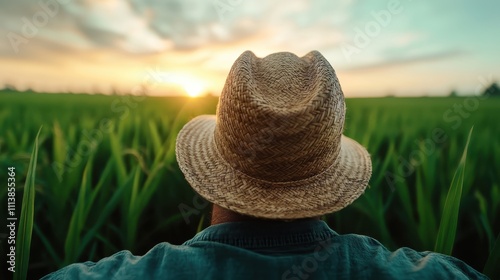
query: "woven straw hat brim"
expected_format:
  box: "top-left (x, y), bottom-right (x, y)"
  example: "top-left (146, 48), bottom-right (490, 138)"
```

top-left (176, 115), bottom-right (372, 219)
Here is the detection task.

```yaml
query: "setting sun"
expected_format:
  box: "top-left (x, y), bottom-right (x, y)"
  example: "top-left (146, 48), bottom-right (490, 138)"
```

top-left (163, 73), bottom-right (206, 97)
top-left (183, 82), bottom-right (204, 97)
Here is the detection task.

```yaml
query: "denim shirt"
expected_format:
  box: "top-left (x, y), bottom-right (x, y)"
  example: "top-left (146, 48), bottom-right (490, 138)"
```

top-left (42, 220), bottom-right (488, 279)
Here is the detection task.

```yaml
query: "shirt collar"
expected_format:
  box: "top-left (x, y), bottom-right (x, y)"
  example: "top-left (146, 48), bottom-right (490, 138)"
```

top-left (183, 219), bottom-right (337, 250)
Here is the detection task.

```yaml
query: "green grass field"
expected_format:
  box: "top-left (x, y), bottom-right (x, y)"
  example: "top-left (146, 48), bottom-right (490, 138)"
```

top-left (1, 92), bottom-right (499, 279)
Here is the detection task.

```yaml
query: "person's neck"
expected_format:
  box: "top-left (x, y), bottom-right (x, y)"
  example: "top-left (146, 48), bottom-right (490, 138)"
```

top-left (210, 204), bottom-right (320, 225)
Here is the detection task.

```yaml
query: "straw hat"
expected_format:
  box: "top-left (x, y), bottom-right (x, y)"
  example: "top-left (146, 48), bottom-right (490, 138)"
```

top-left (176, 50), bottom-right (371, 219)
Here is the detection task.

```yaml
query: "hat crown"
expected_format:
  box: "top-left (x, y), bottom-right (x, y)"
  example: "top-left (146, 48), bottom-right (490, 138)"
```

top-left (214, 51), bottom-right (345, 182)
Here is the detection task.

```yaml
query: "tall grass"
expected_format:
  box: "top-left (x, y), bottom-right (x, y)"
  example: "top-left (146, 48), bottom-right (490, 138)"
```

top-left (434, 127), bottom-right (472, 254)
top-left (0, 93), bottom-right (498, 278)
top-left (14, 127), bottom-right (41, 280)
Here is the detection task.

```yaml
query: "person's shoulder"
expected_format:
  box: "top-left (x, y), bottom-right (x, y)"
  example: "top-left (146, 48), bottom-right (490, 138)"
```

top-left (335, 233), bottom-right (488, 279)
top-left (386, 248), bottom-right (486, 278)
top-left (40, 242), bottom-right (187, 280)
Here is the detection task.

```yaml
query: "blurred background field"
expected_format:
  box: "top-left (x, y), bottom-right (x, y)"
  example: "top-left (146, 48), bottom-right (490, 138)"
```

top-left (0, 91), bottom-right (499, 278)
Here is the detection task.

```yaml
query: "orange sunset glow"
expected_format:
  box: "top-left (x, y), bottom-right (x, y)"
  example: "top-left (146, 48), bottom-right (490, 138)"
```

top-left (1, 1), bottom-right (499, 97)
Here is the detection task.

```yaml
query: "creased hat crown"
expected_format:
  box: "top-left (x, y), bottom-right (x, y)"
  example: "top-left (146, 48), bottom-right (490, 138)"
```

top-left (214, 50), bottom-right (346, 182)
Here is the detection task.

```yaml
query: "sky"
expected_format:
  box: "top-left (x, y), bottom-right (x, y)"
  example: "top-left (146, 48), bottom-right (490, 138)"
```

top-left (0, 0), bottom-right (499, 97)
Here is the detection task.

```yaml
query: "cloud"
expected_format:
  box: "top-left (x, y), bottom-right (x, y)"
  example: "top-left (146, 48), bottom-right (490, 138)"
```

top-left (342, 50), bottom-right (465, 72)
top-left (0, 0), bottom-right (172, 55)
top-left (63, 0), bottom-right (172, 53)
top-left (0, 0), bottom-right (356, 56)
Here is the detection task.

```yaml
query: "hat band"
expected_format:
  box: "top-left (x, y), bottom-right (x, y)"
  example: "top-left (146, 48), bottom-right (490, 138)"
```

top-left (211, 134), bottom-right (341, 187)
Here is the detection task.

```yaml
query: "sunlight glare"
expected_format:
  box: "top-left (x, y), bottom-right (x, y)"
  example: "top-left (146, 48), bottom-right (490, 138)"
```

top-left (164, 73), bottom-right (206, 97)
top-left (184, 82), bottom-right (204, 98)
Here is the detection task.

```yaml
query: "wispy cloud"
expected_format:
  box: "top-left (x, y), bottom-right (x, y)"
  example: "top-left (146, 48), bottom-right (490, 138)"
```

top-left (343, 50), bottom-right (465, 72)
